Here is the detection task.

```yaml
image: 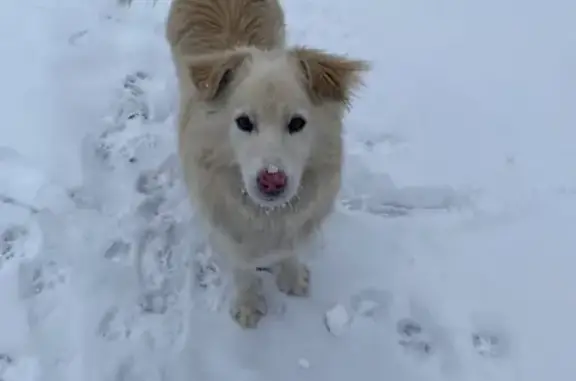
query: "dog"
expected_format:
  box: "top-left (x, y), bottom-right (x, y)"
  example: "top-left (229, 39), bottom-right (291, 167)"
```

top-left (161, 0), bottom-right (370, 328)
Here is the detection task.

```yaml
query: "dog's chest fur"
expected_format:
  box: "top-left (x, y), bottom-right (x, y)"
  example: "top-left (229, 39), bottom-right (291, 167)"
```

top-left (190, 167), bottom-right (337, 258)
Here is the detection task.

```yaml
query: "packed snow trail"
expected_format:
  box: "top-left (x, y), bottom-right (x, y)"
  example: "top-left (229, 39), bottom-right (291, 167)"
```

top-left (1, 0), bottom-right (576, 380)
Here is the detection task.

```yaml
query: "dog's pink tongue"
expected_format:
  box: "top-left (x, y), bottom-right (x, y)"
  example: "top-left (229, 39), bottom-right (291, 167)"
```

top-left (258, 168), bottom-right (288, 195)
top-left (261, 170), bottom-right (286, 187)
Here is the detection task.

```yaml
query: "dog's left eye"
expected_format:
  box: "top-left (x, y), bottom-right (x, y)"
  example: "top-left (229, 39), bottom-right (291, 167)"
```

top-left (287, 115), bottom-right (307, 134)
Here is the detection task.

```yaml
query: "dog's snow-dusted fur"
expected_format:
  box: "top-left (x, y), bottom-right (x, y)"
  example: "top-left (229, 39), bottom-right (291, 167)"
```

top-left (162, 0), bottom-right (369, 328)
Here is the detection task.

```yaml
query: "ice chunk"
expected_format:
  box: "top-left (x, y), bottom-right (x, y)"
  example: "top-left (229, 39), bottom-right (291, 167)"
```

top-left (324, 304), bottom-right (350, 336)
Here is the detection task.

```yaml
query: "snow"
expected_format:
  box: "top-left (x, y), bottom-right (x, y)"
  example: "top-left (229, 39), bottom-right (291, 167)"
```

top-left (297, 357), bottom-right (310, 369)
top-left (1, 0), bottom-right (575, 379)
top-left (324, 304), bottom-right (351, 336)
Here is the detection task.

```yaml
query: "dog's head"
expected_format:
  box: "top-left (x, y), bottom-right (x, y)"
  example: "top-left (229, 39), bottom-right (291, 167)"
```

top-left (185, 47), bottom-right (369, 209)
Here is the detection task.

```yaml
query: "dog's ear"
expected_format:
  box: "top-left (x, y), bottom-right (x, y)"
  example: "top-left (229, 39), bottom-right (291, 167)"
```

top-left (291, 47), bottom-right (370, 107)
top-left (187, 51), bottom-right (250, 101)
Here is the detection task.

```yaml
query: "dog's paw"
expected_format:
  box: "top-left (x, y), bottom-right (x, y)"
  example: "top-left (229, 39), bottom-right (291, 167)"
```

top-left (230, 293), bottom-right (267, 329)
top-left (276, 261), bottom-right (310, 297)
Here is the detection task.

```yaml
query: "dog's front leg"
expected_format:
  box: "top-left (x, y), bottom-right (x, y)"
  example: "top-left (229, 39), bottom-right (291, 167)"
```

top-left (230, 268), bottom-right (267, 329)
top-left (274, 257), bottom-right (310, 297)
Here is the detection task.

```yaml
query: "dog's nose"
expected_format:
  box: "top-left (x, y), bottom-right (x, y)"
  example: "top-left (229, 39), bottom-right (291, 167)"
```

top-left (257, 167), bottom-right (287, 198)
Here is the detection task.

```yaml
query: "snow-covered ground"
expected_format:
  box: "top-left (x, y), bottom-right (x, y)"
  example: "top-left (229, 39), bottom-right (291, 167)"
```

top-left (1, 0), bottom-right (575, 379)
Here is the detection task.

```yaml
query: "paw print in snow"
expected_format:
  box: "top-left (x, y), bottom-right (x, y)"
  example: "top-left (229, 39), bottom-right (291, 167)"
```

top-left (340, 196), bottom-right (367, 212)
top-left (114, 357), bottom-right (136, 381)
top-left (117, 134), bottom-right (161, 166)
top-left (139, 289), bottom-right (173, 314)
top-left (19, 260), bottom-right (68, 298)
top-left (98, 306), bottom-right (131, 341)
top-left (137, 222), bottom-right (180, 284)
top-left (116, 71), bottom-right (150, 124)
top-left (340, 196), bottom-right (411, 217)
top-left (136, 195), bottom-right (165, 220)
top-left (472, 330), bottom-right (508, 358)
top-left (92, 131), bottom-right (161, 170)
top-left (136, 220), bottom-right (187, 314)
top-left (350, 288), bottom-right (391, 320)
top-left (124, 71), bottom-right (148, 95)
top-left (362, 133), bottom-right (405, 152)
top-left (136, 170), bottom-right (165, 195)
top-left (93, 140), bottom-right (115, 169)
top-left (0, 353), bottom-right (14, 377)
top-left (135, 155), bottom-right (180, 196)
top-left (67, 186), bottom-right (101, 210)
top-left (192, 243), bottom-right (221, 290)
top-left (397, 318), bottom-right (434, 357)
top-left (0, 225), bottom-right (28, 268)
top-left (104, 240), bottom-right (131, 263)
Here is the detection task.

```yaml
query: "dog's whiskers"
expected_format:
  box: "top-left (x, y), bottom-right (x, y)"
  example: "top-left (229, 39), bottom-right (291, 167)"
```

top-left (239, 185), bottom-right (303, 215)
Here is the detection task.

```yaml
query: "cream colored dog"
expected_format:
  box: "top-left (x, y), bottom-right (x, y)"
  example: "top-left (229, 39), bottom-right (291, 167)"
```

top-left (162, 0), bottom-right (369, 328)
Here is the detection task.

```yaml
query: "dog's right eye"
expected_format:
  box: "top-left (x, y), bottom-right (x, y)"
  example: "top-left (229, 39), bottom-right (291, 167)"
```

top-left (235, 114), bottom-right (255, 133)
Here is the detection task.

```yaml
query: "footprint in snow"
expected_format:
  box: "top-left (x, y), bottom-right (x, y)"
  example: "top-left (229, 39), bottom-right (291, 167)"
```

top-left (340, 196), bottom-right (411, 217)
top-left (67, 186), bottom-right (102, 210)
top-left (135, 219), bottom-right (188, 314)
top-left (98, 306), bottom-right (131, 341)
top-left (136, 170), bottom-right (166, 196)
top-left (104, 240), bottom-right (132, 263)
top-left (88, 128), bottom-right (163, 172)
top-left (471, 329), bottom-right (509, 358)
top-left (362, 132), bottom-right (406, 151)
top-left (18, 260), bottom-right (68, 299)
top-left (0, 225), bottom-right (28, 269)
top-left (115, 69), bottom-right (174, 127)
top-left (134, 154), bottom-right (180, 197)
top-left (116, 71), bottom-right (150, 124)
top-left (0, 353), bottom-right (14, 377)
top-left (324, 288), bottom-right (391, 336)
top-left (85, 72), bottom-right (166, 172)
top-left (396, 318), bottom-right (434, 357)
top-left (138, 288), bottom-right (173, 315)
top-left (136, 195), bottom-right (165, 220)
top-left (350, 288), bottom-right (392, 320)
top-left (192, 243), bottom-right (221, 290)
